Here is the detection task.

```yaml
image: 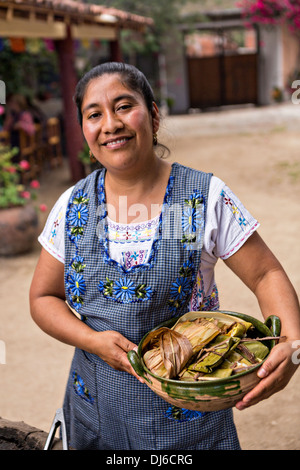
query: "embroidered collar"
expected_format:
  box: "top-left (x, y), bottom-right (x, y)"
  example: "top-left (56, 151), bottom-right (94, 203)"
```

top-left (96, 164), bottom-right (176, 274)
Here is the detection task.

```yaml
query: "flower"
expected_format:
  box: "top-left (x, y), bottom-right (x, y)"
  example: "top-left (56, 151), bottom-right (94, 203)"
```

top-left (19, 160), bottom-right (30, 171)
top-left (169, 277), bottom-right (192, 301)
top-left (72, 371), bottom-right (94, 404)
top-left (113, 277), bottom-right (136, 302)
top-left (68, 203), bottom-right (89, 227)
top-left (30, 179), bottom-right (40, 189)
top-left (69, 272), bottom-right (86, 297)
top-left (0, 145), bottom-right (46, 211)
top-left (39, 203), bottom-right (47, 212)
top-left (20, 190), bottom-right (31, 199)
top-left (182, 206), bottom-right (203, 234)
top-left (239, 0), bottom-right (300, 35)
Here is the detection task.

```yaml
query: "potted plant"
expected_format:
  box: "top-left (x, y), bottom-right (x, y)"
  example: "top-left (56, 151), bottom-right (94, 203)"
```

top-left (0, 144), bottom-right (47, 256)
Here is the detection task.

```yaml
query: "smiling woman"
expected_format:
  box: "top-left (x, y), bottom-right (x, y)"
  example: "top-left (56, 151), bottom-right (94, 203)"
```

top-left (30, 62), bottom-right (300, 451)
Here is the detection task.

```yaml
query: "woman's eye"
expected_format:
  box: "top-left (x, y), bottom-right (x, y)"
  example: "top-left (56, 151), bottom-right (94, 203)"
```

top-left (88, 112), bottom-right (100, 119)
top-left (117, 104), bottom-right (131, 111)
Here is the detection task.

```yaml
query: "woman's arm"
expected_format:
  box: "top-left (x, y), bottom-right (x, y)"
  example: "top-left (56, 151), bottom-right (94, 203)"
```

top-left (224, 231), bottom-right (300, 409)
top-left (29, 248), bottom-right (143, 381)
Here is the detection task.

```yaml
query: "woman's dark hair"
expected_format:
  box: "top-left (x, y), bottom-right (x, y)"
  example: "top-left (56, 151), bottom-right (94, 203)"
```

top-left (74, 62), bottom-right (170, 157)
top-left (74, 62), bottom-right (155, 126)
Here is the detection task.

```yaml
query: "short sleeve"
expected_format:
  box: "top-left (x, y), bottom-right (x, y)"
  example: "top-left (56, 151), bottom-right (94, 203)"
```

top-left (38, 186), bottom-right (73, 263)
top-left (204, 177), bottom-right (259, 260)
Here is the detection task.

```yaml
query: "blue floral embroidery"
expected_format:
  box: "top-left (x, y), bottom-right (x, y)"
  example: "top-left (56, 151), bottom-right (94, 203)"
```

top-left (167, 190), bottom-right (206, 315)
top-left (65, 190), bottom-right (89, 311)
top-left (69, 273), bottom-right (86, 297)
top-left (114, 278), bottom-right (136, 302)
top-left (168, 256), bottom-right (195, 314)
top-left (165, 406), bottom-right (206, 422)
top-left (73, 371), bottom-right (94, 404)
top-left (169, 277), bottom-right (192, 301)
top-left (68, 203), bottom-right (89, 227)
top-left (98, 277), bottom-right (153, 303)
top-left (181, 191), bottom-right (205, 250)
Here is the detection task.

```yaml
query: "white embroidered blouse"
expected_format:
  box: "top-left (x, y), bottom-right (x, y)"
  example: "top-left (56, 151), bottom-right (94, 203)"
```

top-left (38, 175), bottom-right (259, 311)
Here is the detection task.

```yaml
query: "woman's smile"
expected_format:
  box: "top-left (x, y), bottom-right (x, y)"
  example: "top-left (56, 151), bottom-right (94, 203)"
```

top-left (101, 135), bottom-right (134, 149)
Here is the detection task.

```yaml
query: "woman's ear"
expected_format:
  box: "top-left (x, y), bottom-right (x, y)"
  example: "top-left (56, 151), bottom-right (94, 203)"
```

top-left (151, 102), bottom-right (160, 134)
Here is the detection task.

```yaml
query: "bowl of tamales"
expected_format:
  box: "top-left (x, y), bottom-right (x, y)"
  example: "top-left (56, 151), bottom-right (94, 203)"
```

top-left (128, 310), bottom-right (281, 412)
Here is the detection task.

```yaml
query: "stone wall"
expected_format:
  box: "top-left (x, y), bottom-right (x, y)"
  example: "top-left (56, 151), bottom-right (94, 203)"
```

top-left (0, 417), bottom-right (63, 450)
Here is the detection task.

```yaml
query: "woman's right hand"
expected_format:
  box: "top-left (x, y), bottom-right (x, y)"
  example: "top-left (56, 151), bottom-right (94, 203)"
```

top-left (90, 330), bottom-right (145, 383)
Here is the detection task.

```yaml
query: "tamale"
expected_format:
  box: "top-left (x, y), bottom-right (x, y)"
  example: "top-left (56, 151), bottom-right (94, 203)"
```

top-left (187, 334), bottom-right (240, 373)
top-left (222, 350), bottom-right (254, 373)
top-left (143, 348), bottom-right (168, 378)
top-left (142, 327), bottom-right (193, 379)
top-left (172, 319), bottom-right (221, 353)
top-left (199, 368), bottom-right (233, 380)
top-left (237, 340), bottom-right (269, 363)
top-left (227, 320), bottom-right (253, 338)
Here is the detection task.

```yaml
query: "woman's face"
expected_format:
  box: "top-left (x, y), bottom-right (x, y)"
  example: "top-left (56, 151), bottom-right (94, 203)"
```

top-left (81, 73), bottom-right (159, 174)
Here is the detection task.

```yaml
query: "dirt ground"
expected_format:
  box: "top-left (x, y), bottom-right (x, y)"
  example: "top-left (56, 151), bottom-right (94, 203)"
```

top-left (1, 102), bottom-right (300, 450)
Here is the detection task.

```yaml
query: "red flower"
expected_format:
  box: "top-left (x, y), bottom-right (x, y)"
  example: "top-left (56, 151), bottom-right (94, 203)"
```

top-left (39, 203), bottom-right (47, 212)
top-left (30, 179), bottom-right (40, 189)
top-left (20, 191), bottom-right (31, 199)
top-left (6, 166), bottom-right (17, 173)
top-left (19, 160), bottom-right (30, 171)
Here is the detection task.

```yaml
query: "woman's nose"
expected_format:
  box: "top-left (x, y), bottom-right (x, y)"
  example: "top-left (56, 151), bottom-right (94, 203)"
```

top-left (102, 111), bottom-right (124, 133)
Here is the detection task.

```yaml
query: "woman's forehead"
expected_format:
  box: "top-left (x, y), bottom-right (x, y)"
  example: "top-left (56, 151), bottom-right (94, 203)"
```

top-left (83, 73), bottom-right (135, 102)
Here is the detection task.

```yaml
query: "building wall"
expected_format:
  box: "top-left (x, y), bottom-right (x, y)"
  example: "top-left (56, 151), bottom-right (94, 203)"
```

top-left (281, 24), bottom-right (300, 92)
top-left (257, 25), bottom-right (283, 105)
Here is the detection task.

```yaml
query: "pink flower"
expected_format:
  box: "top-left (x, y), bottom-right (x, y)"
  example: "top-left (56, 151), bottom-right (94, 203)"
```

top-left (20, 191), bottom-right (31, 199)
top-left (0, 105), bottom-right (5, 116)
top-left (6, 166), bottom-right (17, 173)
top-left (30, 179), bottom-right (40, 189)
top-left (19, 160), bottom-right (30, 171)
top-left (39, 204), bottom-right (47, 212)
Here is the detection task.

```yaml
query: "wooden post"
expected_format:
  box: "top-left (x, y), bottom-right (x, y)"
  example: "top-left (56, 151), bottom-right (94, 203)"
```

top-left (55, 25), bottom-right (85, 182)
top-left (110, 33), bottom-right (123, 62)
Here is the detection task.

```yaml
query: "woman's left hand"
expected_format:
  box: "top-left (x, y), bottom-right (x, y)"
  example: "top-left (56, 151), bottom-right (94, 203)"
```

top-left (235, 340), bottom-right (300, 410)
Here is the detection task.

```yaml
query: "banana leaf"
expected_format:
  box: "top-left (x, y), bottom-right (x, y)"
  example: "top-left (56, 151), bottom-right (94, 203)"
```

top-left (186, 334), bottom-right (240, 373)
top-left (142, 327), bottom-right (193, 379)
top-left (179, 367), bottom-right (233, 381)
top-left (237, 340), bottom-right (269, 363)
top-left (172, 318), bottom-right (221, 353)
top-left (143, 347), bottom-right (168, 378)
top-left (227, 320), bottom-right (253, 338)
top-left (222, 350), bottom-right (254, 373)
top-left (198, 368), bottom-right (234, 380)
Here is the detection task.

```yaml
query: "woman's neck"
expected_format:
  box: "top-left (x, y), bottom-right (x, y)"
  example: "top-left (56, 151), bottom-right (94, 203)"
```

top-left (104, 158), bottom-right (172, 224)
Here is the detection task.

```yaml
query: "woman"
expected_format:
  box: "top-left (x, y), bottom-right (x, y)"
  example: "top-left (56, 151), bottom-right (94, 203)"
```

top-left (3, 94), bottom-right (35, 150)
top-left (30, 62), bottom-right (300, 450)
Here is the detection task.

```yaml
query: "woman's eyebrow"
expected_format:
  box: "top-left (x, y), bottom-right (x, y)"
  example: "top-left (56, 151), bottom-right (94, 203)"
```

top-left (82, 94), bottom-right (137, 114)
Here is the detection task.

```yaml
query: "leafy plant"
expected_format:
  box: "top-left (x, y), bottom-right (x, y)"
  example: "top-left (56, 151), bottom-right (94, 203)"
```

top-left (0, 145), bottom-right (46, 211)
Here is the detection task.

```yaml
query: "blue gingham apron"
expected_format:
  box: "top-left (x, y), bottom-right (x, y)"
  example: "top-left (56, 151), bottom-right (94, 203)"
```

top-left (62, 162), bottom-right (241, 450)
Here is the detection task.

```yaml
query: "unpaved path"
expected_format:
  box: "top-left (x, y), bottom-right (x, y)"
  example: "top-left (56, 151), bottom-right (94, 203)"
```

top-left (1, 103), bottom-right (300, 450)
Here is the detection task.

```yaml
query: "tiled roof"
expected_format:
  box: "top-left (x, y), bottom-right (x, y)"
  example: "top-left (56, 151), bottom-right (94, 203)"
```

top-left (0, 0), bottom-right (154, 26)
